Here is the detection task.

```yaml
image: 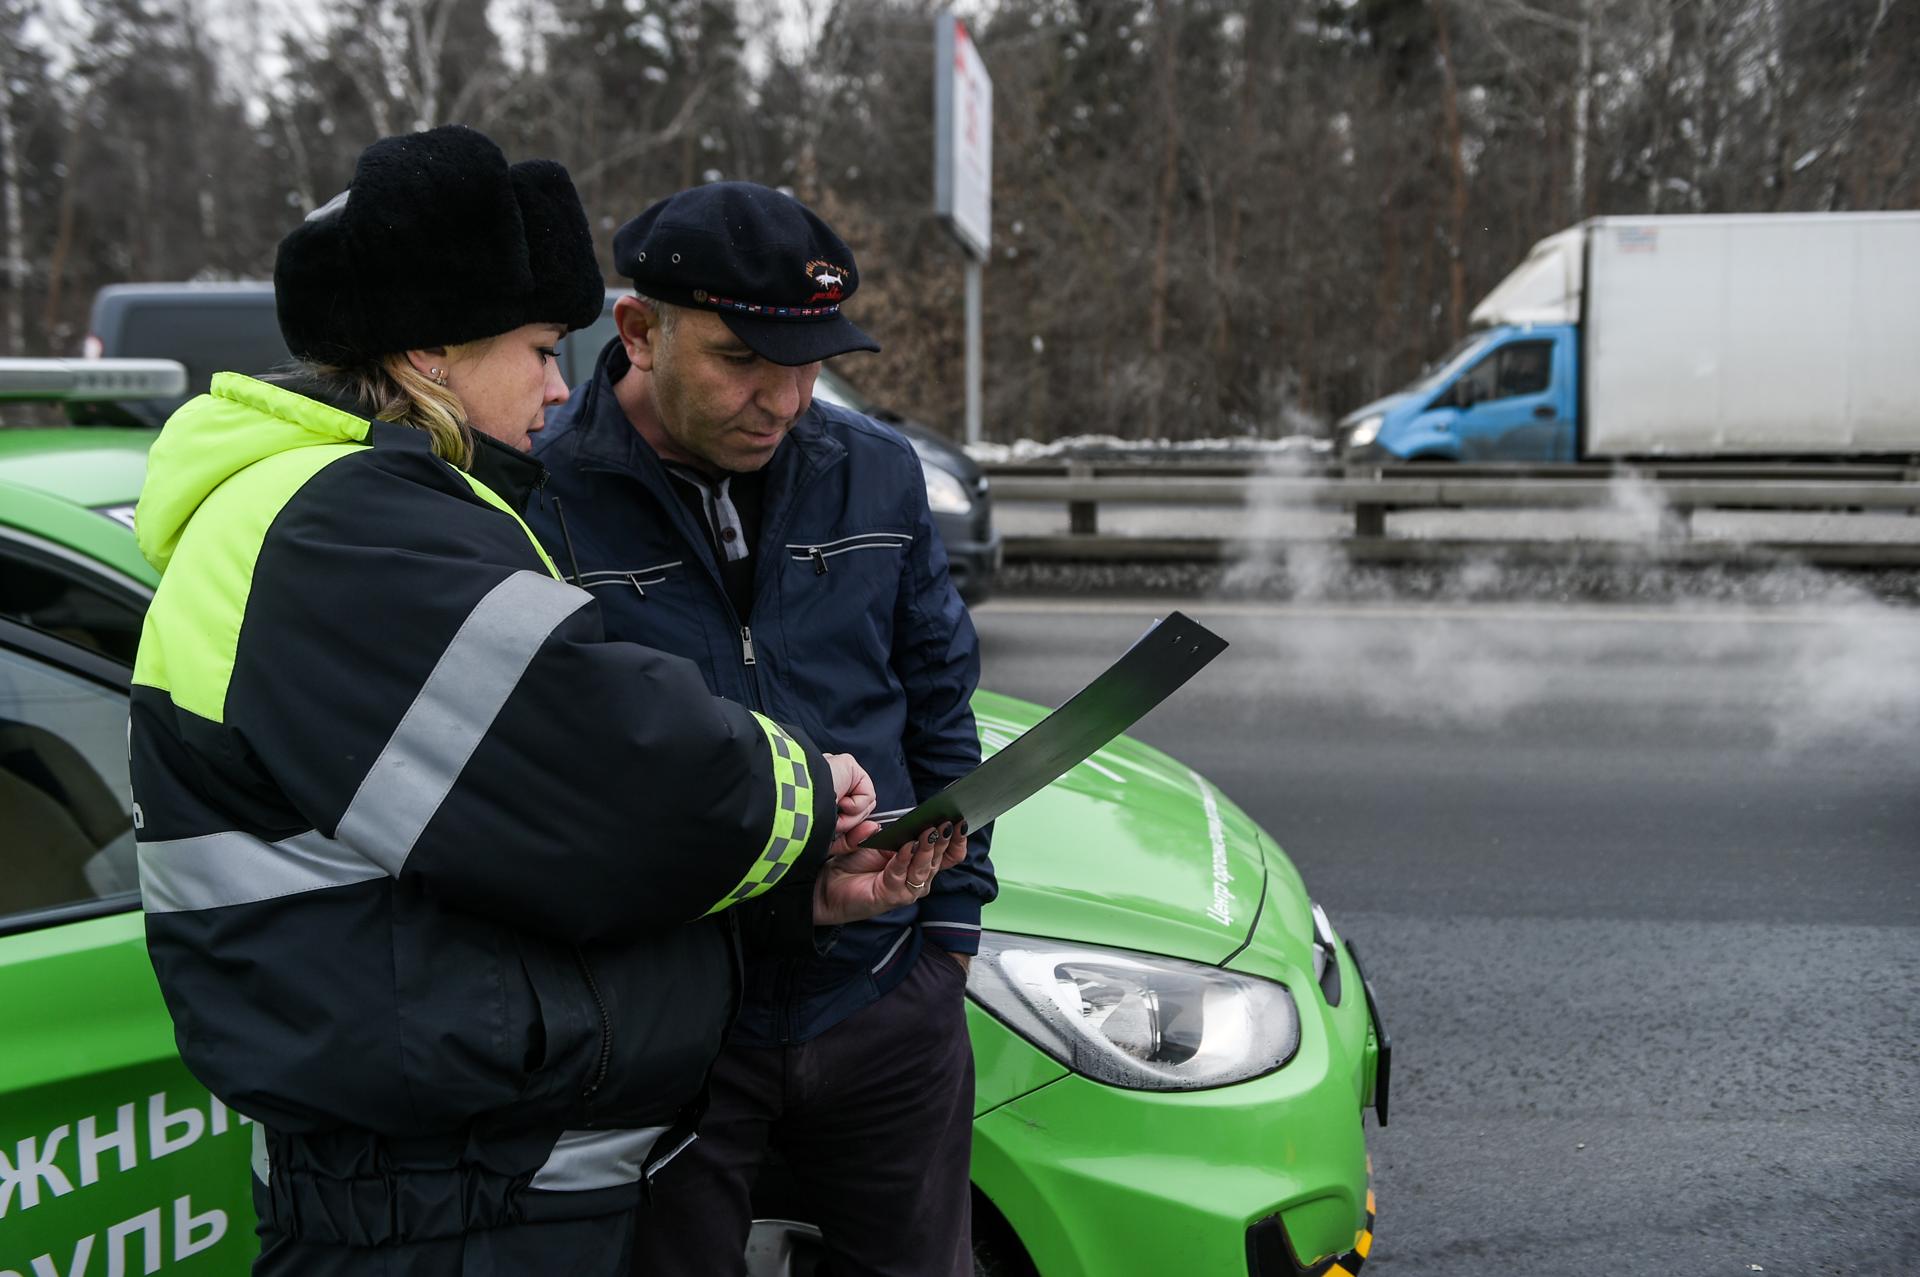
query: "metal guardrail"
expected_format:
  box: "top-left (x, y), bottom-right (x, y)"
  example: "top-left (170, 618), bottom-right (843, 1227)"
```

top-left (989, 465), bottom-right (1920, 534)
top-left (982, 459), bottom-right (1920, 482)
top-left (984, 461), bottom-right (1920, 566)
top-left (1000, 535), bottom-right (1920, 568)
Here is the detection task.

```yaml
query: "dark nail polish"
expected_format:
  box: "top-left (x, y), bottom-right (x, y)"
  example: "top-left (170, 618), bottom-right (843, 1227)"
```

top-left (939, 822), bottom-right (953, 839)
top-left (956, 821), bottom-right (969, 837)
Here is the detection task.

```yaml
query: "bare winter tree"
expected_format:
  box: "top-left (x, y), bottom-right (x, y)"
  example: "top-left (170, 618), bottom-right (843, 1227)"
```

top-left (0, 0), bottom-right (31, 355)
top-left (1, 0), bottom-right (1913, 416)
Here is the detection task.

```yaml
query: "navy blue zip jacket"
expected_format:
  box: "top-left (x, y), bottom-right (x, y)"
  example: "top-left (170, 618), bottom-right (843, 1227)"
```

top-left (529, 340), bottom-right (995, 1046)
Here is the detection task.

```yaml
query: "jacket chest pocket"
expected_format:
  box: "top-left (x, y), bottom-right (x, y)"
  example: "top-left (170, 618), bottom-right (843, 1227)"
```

top-left (787, 532), bottom-right (913, 577)
top-left (782, 532), bottom-right (911, 641)
top-left (577, 557), bottom-right (685, 599)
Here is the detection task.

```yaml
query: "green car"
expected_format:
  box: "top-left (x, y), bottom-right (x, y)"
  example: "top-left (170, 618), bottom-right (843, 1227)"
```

top-left (0, 374), bottom-right (1387, 1277)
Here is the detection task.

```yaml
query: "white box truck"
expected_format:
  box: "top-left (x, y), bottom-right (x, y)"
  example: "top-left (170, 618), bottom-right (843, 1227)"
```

top-left (1338, 212), bottom-right (1920, 462)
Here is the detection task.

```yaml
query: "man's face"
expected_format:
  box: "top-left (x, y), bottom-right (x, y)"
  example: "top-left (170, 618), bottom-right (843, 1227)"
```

top-left (631, 304), bottom-right (820, 473)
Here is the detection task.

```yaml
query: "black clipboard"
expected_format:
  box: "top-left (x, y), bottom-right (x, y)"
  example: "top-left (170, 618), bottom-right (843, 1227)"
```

top-left (861, 611), bottom-right (1228, 850)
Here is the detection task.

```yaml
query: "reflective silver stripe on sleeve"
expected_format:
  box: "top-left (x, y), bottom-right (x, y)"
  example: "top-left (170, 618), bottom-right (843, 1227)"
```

top-left (528, 1126), bottom-right (670, 1192)
top-left (138, 829), bottom-right (385, 914)
top-left (251, 1123), bottom-right (270, 1184)
top-left (336, 571), bottom-right (592, 876)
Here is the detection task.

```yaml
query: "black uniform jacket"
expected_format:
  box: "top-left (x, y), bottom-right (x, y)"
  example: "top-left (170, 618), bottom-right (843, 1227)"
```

top-left (128, 374), bottom-right (835, 1244)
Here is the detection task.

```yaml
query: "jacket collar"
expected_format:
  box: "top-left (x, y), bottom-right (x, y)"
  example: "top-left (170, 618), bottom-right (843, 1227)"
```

top-left (466, 430), bottom-right (547, 513)
top-left (138, 372), bottom-right (375, 575)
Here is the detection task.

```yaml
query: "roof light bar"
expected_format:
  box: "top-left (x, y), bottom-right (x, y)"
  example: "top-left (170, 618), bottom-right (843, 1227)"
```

top-left (0, 358), bottom-right (188, 402)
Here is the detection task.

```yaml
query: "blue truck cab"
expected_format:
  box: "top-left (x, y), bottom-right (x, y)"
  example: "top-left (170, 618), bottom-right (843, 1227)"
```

top-left (1338, 323), bottom-right (1579, 463)
top-left (1338, 222), bottom-right (1589, 463)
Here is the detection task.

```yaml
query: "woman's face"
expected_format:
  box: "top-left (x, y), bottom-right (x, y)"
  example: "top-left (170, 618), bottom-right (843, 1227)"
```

top-left (443, 323), bottom-right (571, 452)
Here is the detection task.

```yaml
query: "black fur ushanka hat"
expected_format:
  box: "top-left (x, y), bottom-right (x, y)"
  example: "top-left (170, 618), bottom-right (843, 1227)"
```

top-left (274, 125), bottom-right (604, 365)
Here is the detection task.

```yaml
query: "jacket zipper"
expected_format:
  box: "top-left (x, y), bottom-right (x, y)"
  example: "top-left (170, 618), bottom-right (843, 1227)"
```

top-left (572, 947), bottom-right (613, 1116)
top-left (734, 612), bottom-right (800, 1042)
top-left (810, 546), bottom-right (828, 575)
top-left (741, 616), bottom-right (792, 1042)
top-left (587, 431), bottom-right (838, 1045)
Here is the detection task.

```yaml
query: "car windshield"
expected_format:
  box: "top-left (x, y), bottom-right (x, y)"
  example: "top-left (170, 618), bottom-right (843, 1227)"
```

top-left (1408, 332), bottom-right (1496, 394)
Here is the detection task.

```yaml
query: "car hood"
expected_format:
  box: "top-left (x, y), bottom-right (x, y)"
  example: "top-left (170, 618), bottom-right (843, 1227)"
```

top-left (1336, 391), bottom-right (1416, 430)
top-left (971, 689), bottom-right (1280, 965)
top-left (0, 428), bottom-right (153, 508)
top-left (892, 418), bottom-right (982, 484)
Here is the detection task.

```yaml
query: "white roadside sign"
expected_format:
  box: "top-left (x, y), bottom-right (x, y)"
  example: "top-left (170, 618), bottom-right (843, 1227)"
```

top-left (934, 13), bottom-right (992, 259)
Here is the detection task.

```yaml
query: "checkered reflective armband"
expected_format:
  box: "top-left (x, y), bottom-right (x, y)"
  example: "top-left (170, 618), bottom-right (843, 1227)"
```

top-left (702, 713), bottom-right (817, 915)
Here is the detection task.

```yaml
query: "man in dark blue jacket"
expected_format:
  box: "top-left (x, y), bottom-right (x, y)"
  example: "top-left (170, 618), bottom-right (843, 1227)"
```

top-left (528, 183), bottom-right (994, 1277)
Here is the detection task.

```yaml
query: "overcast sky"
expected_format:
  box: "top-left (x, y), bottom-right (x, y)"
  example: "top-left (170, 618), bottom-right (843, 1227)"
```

top-left (23, 0), bottom-right (849, 85)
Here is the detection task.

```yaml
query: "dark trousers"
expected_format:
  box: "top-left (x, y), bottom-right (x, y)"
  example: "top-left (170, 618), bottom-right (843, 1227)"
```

top-left (630, 945), bottom-right (977, 1277)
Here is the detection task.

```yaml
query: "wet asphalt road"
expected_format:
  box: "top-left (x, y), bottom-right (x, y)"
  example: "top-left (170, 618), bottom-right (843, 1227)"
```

top-left (970, 597), bottom-right (1920, 1277)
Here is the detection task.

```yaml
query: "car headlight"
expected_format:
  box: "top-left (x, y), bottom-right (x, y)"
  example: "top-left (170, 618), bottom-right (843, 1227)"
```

top-left (922, 460), bottom-right (974, 515)
top-left (968, 932), bottom-right (1301, 1091)
top-left (1311, 902), bottom-right (1337, 983)
top-left (1347, 414), bottom-right (1383, 448)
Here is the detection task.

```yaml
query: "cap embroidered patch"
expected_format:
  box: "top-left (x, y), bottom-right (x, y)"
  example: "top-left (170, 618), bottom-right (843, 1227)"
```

top-left (804, 259), bottom-right (849, 303)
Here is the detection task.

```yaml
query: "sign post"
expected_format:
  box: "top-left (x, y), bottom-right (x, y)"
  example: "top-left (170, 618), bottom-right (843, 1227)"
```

top-left (933, 12), bottom-right (992, 446)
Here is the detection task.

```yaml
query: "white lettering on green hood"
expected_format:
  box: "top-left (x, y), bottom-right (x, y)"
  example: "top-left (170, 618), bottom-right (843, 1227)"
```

top-left (1191, 768), bottom-right (1233, 927)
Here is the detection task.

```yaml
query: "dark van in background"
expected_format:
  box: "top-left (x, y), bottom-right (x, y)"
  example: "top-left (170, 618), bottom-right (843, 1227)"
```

top-left (79, 281), bottom-right (998, 601)
top-left (81, 283), bottom-right (297, 426)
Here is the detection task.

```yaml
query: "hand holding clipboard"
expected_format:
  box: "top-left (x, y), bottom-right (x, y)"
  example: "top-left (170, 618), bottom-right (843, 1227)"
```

top-left (860, 611), bottom-right (1228, 853)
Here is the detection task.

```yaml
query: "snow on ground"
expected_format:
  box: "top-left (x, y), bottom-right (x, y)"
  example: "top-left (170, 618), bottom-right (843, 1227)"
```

top-left (965, 433), bottom-right (1332, 464)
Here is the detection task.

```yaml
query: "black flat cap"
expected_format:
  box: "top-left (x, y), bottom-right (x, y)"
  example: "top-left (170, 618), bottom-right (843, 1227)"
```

top-left (274, 125), bottom-right (604, 365)
top-left (613, 182), bottom-right (880, 366)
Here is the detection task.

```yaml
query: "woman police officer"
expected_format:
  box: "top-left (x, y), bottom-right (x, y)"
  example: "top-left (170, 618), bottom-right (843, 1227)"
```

top-left (128, 125), bottom-right (959, 1275)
